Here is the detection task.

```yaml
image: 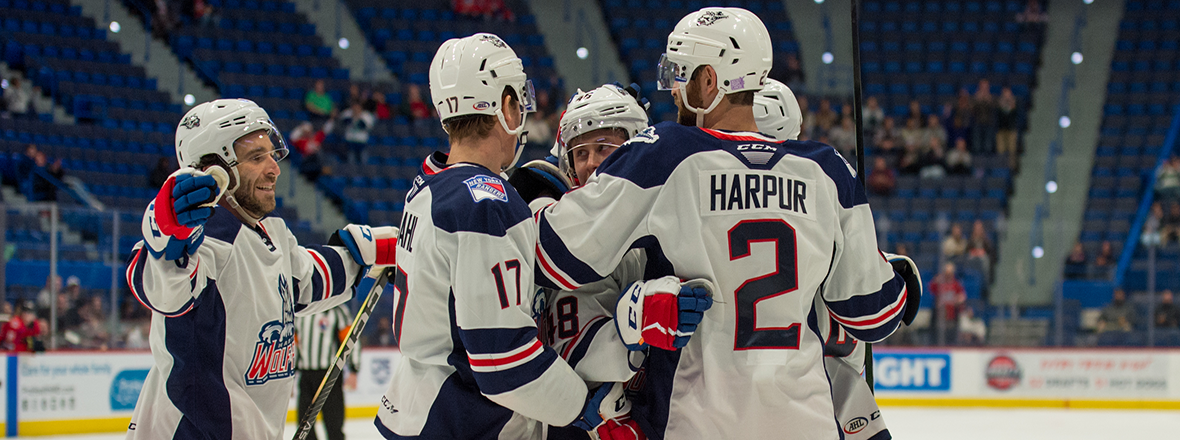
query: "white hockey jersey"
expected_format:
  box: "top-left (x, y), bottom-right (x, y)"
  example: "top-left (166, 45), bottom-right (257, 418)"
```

top-left (125, 204), bottom-right (360, 440)
top-left (374, 153), bottom-right (589, 440)
top-left (535, 122), bottom-right (908, 440)
top-left (813, 295), bottom-right (891, 440)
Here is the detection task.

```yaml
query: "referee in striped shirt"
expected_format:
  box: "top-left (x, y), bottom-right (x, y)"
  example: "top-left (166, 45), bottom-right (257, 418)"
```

top-left (295, 304), bottom-right (360, 440)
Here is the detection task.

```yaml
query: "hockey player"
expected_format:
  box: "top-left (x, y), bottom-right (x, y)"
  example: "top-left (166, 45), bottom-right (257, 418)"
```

top-left (126, 99), bottom-right (397, 440)
top-left (532, 8), bottom-right (921, 439)
top-left (373, 34), bottom-right (643, 440)
top-left (756, 78), bottom-right (905, 440)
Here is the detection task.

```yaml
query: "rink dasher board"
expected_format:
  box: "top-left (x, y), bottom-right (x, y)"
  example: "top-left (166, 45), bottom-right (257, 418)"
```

top-left (4, 347), bottom-right (1180, 436)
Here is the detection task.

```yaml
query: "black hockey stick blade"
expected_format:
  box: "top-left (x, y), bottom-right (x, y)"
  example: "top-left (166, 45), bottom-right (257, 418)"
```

top-left (293, 267), bottom-right (394, 440)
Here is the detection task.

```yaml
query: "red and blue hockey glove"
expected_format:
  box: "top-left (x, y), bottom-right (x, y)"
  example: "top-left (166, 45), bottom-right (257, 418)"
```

top-left (329, 224), bottom-right (398, 277)
top-left (884, 252), bottom-right (923, 325)
top-left (145, 167), bottom-right (228, 260)
top-left (593, 416), bottom-right (646, 440)
top-left (616, 277), bottom-right (714, 351)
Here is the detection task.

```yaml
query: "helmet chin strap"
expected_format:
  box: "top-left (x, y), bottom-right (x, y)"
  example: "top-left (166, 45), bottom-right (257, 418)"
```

top-left (678, 80), bottom-right (726, 127)
top-left (496, 108), bottom-right (528, 171)
top-left (221, 166), bottom-right (262, 227)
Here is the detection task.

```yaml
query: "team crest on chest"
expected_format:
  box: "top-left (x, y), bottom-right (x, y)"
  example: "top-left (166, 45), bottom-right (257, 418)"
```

top-left (245, 274), bottom-right (297, 385)
top-left (464, 175), bottom-right (509, 203)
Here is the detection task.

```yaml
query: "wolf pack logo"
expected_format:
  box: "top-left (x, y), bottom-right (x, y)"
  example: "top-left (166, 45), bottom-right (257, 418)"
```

top-left (479, 34), bottom-right (507, 48)
top-left (371, 358), bottom-right (391, 385)
top-left (464, 175), bottom-right (509, 203)
top-left (245, 274), bottom-right (297, 385)
top-left (626, 126), bottom-right (660, 146)
top-left (696, 10), bottom-right (728, 26)
top-left (180, 115), bottom-right (200, 129)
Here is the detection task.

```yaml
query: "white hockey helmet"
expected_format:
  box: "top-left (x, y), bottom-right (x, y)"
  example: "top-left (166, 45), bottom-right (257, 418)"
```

top-left (554, 84), bottom-right (649, 183)
top-left (753, 78), bottom-right (803, 140)
top-left (658, 7), bottom-right (773, 126)
top-left (430, 33), bottom-right (536, 168)
top-left (175, 99), bottom-right (288, 222)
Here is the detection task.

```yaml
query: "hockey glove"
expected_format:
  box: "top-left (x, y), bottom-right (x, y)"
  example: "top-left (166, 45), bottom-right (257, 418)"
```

top-left (329, 225), bottom-right (398, 277)
top-left (508, 157), bottom-right (571, 203)
top-left (145, 166), bottom-right (229, 260)
top-left (616, 277), bottom-right (714, 351)
top-left (593, 417), bottom-right (647, 440)
top-left (572, 383), bottom-right (630, 431)
top-left (884, 252), bottom-right (923, 326)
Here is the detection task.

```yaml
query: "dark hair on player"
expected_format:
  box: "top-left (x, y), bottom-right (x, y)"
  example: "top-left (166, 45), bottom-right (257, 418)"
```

top-left (444, 86), bottom-right (518, 143)
top-left (689, 65), bottom-right (755, 106)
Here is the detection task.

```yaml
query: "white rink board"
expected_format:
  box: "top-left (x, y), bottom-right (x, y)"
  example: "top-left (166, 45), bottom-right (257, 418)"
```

top-left (15, 352), bottom-right (152, 423)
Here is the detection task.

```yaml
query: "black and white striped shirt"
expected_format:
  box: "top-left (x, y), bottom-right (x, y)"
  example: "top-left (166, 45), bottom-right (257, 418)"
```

top-left (295, 304), bottom-right (360, 371)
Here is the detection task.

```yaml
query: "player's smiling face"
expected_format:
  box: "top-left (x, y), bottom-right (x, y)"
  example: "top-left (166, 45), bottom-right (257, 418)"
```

top-left (231, 130), bottom-right (282, 218)
top-left (568, 129), bottom-right (626, 184)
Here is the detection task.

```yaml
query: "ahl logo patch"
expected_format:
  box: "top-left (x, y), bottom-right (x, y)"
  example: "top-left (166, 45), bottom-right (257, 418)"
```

top-left (696, 10), bottom-right (728, 26)
top-left (479, 34), bottom-right (507, 48)
top-left (180, 115), bottom-right (200, 129)
top-left (464, 175), bottom-right (509, 203)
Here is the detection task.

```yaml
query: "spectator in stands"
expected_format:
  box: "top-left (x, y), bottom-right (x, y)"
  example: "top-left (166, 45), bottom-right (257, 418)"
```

top-left (919, 137), bottom-right (947, 179)
top-left (523, 106), bottom-right (554, 152)
top-left (828, 117), bottom-right (856, 159)
top-left (922, 114), bottom-right (948, 150)
top-left (35, 275), bottom-right (60, 313)
top-left (188, 0), bottom-right (217, 28)
top-left (950, 90), bottom-right (973, 141)
top-left (29, 151), bottom-right (64, 202)
top-left (3, 77), bottom-right (32, 119)
top-left (943, 223), bottom-right (968, 258)
top-left (1155, 157), bottom-right (1180, 204)
top-left (971, 79), bottom-right (997, 153)
top-left (289, 121), bottom-right (328, 181)
top-left (1162, 202), bottom-right (1180, 245)
top-left (930, 262), bottom-right (967, 345)
top-left (338, 101), bottom-right (375, 165)
top-left (1156, 290), bottom-right (1180, 329)
top-left (1, 301), bottom-right (43, 352)
top-left (1017, 0), bottom-right (1049, 24)
top-left (873, 117), bottom-right (901, 150)
top-left (63, 276), bottom-right (81, 303)
top-left (14, 144), bottom-right (38, 185)
top-left (149, 157), bottom-right (175, 188)
top-left (813, 99), bottom-right (837, 137)
top-left (368, 316), bottom-right (395, 347)
top-left (900, 117), bottom-right (924, 151)
top-left (775, 53), bottom-right (805, 92)
top-left (798, 96), bottom-right (815, 140)
top-left (1145, 201), bottom-right (1165, 244)
top-left (868, 157), bottom-right (896, 196)
top-left (898, 141), bottom-right (923, 175)
top-left (305, 79), bottom-right (336, 125)
top-left (996, 87), bottom-right (1020, 168)
top-left (905, 100), bottom-right (923, 128)
top-left (1097, 288), bottom-right (1135, 333)
top-left (151, 0), bottom-right (179, 39)
top-left (862, 96), bottom-right (885, 134)
top-left (945, 137), bottom-right (973, 175)
top-left (1092, 240), bottom-right (1116, 279)
top-left (958, 306), bottom-right (987, 345)
top-left (364, 90), bottom-right (393, 121)
top-left (404, 83), bottom-right (433, 127)
top-left (967, 220), bottom-right (995, 279)
top-left (1064, 242), bottom-right (1089, 279)
top-left (347, 84), bottom-right (364, 107)
top-left (77, 296), bottom-right (110, 349)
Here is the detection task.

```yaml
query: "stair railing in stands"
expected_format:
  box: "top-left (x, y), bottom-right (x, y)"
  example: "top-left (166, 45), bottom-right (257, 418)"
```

top-left (1115, 106), bottom-right (1180, 286)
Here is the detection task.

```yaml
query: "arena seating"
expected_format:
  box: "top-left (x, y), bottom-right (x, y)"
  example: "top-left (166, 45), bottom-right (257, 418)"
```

top-left (600, 0), bottom-right (798, 123)
top-left (1102, 1), bottom-right (1180, 293)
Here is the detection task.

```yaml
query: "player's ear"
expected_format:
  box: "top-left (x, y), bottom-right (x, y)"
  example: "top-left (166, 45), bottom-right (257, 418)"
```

top-left (700, 66), bottom-right (719, 102)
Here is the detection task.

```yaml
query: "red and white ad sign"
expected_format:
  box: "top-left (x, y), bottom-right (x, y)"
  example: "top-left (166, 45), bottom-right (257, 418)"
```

top-left (970, 350), bottom-right (1171, 398)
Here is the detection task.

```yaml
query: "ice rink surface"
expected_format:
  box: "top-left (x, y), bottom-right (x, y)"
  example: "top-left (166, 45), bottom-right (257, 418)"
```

top-left (19, 407), bottom-right (1180, 440)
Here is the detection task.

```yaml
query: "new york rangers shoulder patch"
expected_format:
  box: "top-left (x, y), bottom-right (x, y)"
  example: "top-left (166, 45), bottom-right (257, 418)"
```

top-left (464, 175), bottom-right (509, 203)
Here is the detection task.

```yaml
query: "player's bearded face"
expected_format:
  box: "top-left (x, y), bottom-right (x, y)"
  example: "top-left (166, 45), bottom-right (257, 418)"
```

top-left (673, 74), bottom-right (707, 127)
top-left (230, 131), bottom-right (281, 218)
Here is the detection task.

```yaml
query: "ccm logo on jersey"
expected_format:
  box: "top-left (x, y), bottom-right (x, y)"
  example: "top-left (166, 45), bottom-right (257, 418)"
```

top-left (464, 175), bottom-right (509, 203)
top-left (700, 170), bottom-right (814, 219)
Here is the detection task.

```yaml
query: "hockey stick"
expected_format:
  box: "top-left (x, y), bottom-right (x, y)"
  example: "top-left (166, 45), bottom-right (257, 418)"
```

top-left (849, 0), bottom-right (875, 393)
top-left (293, 267), bottom-right (394, 440)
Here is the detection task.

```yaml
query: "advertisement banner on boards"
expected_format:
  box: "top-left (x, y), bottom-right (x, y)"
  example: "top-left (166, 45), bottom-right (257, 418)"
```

top-left (16, 352), bottom-right (153, 422)
top-left (970, 350), bottom-right (1171, 398)
top-left (871, 351), bottom-right (952, 392)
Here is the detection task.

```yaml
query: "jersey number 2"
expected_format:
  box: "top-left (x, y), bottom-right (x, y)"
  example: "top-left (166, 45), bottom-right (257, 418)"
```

top-left (728, 219), bottom-right (800, 350)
